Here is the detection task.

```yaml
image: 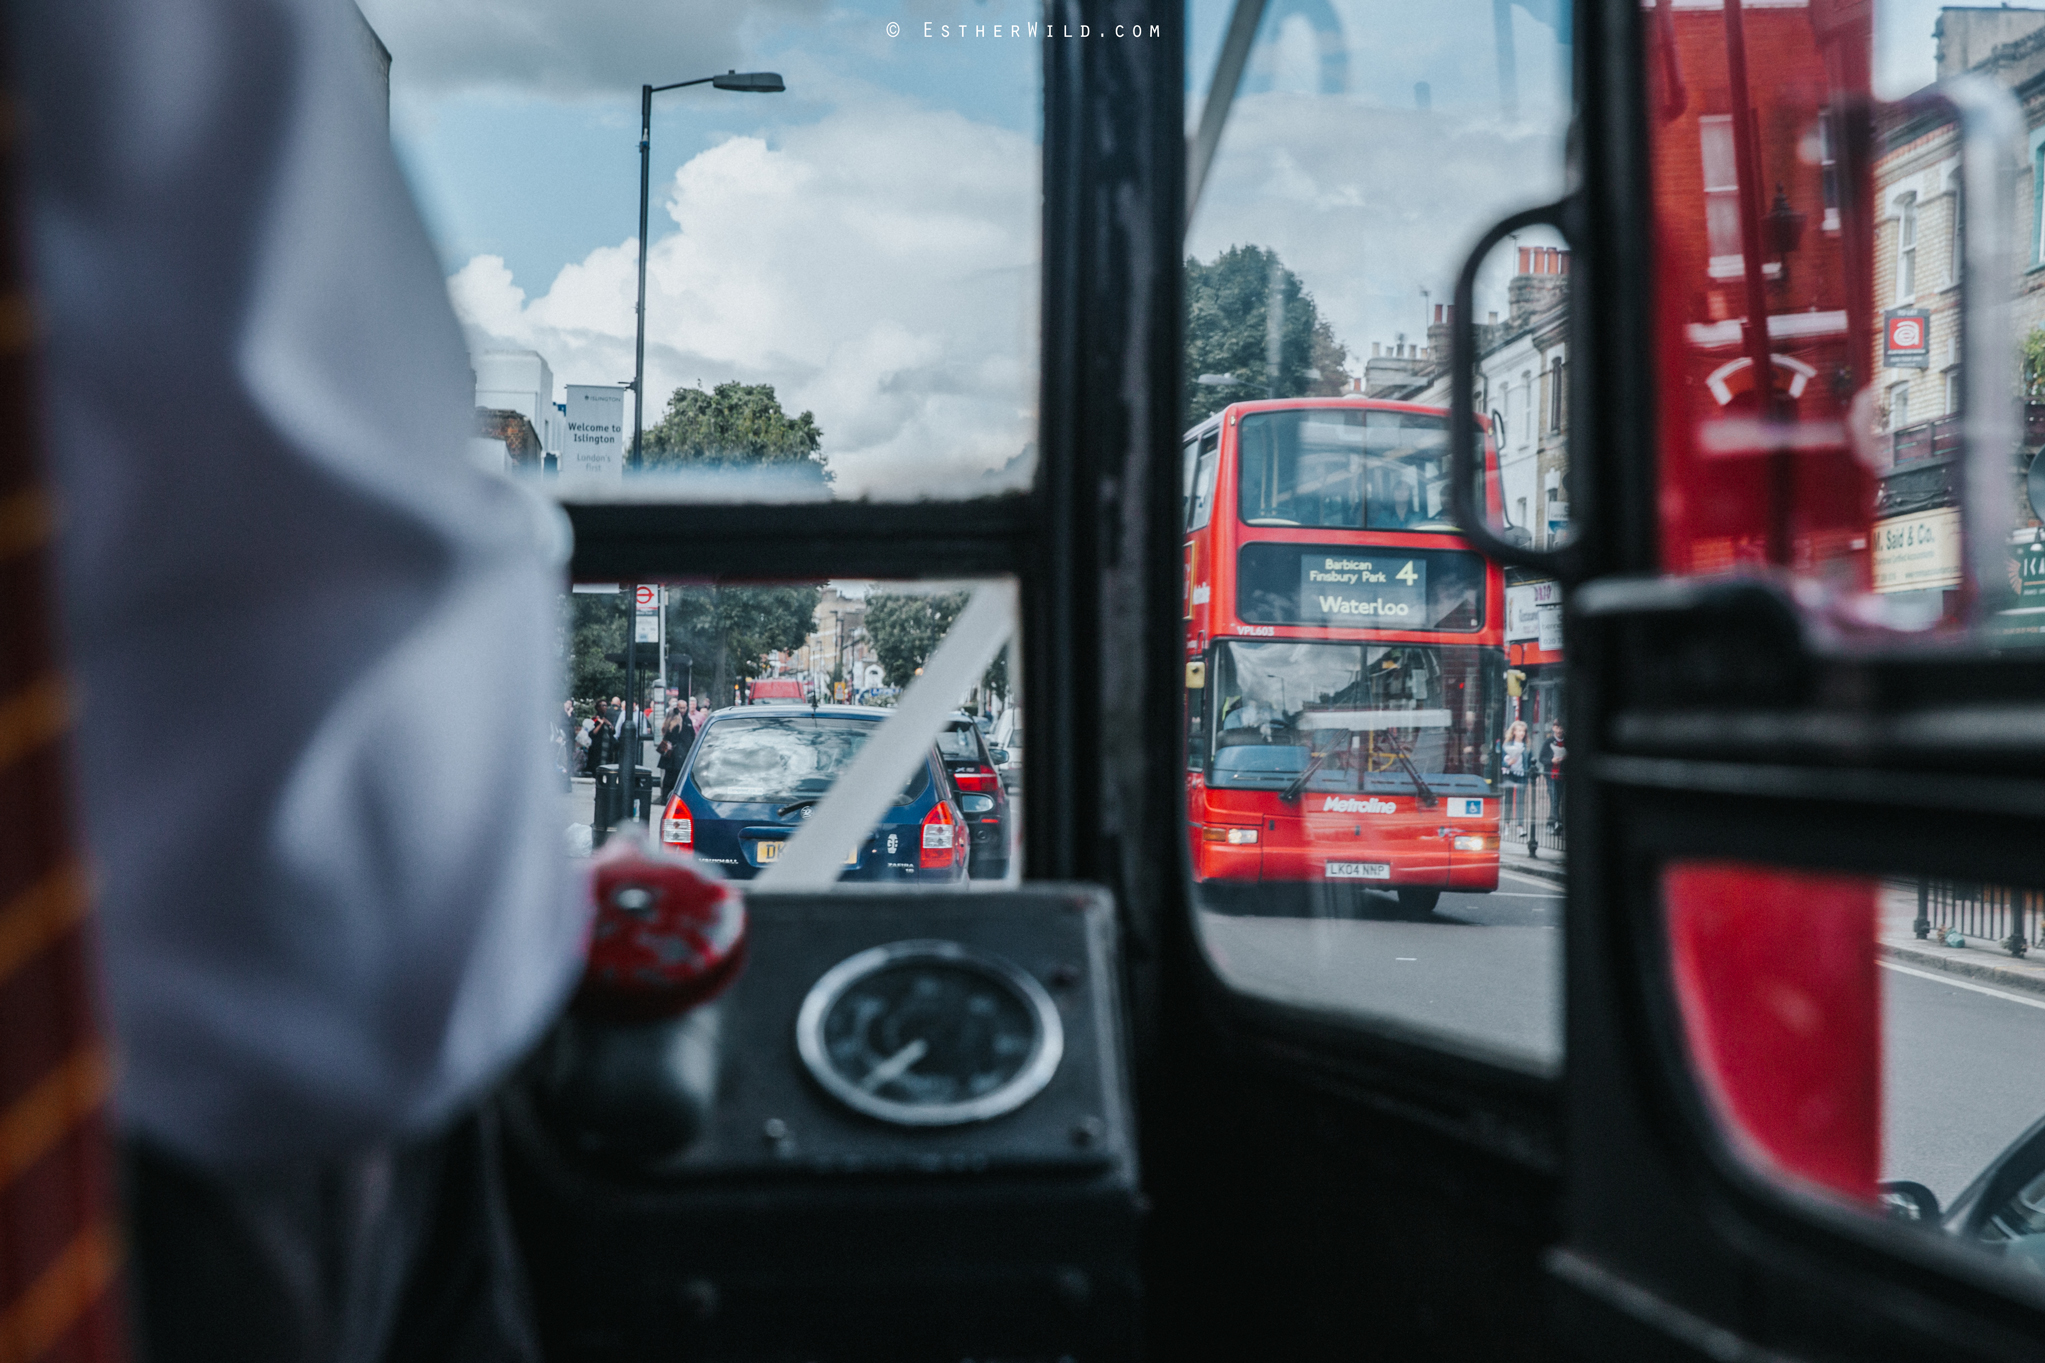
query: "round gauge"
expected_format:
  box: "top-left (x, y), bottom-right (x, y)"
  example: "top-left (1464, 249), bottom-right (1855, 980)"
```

top-left (795, 940), bottom-right (1064, 1126)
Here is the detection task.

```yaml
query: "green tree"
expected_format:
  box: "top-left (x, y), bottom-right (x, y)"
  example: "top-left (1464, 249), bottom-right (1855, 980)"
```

top-left (567, 594), bottom-right (629, 702)
top-left (666, 584), bottom-right (823, 706)
top-left (2024, 327), bottom-right (2045, 400)
top-left (864, 591), bottom-right (1009, 703)
top-left (644, 380), bottom-right (831, 484)
top-left (1183, 245), bottom-right (1351, 427)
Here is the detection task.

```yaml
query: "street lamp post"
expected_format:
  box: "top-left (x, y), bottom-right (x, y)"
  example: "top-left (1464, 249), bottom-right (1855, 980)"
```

top-left (630, 69), bottom-right (785, 473)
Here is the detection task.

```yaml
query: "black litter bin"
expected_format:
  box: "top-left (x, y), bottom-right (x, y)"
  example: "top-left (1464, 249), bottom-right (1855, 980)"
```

top-left (631, 768), bottom-right (658, 827)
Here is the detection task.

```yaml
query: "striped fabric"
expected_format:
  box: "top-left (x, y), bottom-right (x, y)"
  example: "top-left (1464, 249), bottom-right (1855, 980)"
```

top-left (0, 48), bottom-right (131, 1363)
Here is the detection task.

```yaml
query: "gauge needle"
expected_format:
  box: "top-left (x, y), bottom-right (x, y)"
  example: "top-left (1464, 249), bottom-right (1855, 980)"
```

top-left (860, 1038), bottom-right (929, 1092)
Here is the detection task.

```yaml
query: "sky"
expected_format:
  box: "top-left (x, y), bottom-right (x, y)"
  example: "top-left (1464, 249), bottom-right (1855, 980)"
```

top-left (363, 0), bottom-right (1047, 499)
top-left (364, 0), bottom-right (1961, 496)
top-left (1876, 0), bottom-right (1952, 97)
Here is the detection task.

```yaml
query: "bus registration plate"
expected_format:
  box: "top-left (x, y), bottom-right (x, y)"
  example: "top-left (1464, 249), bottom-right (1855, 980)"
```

top-left (1326, 861), bottom-right (1390, 880)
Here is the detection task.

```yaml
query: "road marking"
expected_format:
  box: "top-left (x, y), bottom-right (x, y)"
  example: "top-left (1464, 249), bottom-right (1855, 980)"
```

top-left (1395, 957), bottom-right (1417, 961)
top-left (1880, 960), bottom-right (2045, 1011)
top-left (1500, 870), bottom-right (1565, 891)
top-left (1482, 891), bottom-right (1562, 899)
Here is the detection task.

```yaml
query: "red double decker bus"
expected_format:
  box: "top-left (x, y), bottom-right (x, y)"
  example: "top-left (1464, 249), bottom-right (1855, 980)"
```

top-left (1183, 397), bottom-right (1506, 914)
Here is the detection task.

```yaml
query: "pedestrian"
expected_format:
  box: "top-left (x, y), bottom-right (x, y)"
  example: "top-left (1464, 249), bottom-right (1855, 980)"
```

top-left (552, 699), bottom-right (576, 784)
top-left (589, 709), bottom-right (623, 828)
top-left (574, 715), bottom-right (594, 776)
top-left (1539, 720), bottom-right (1567, 833)
top-left (658, 703), bottom-right (695, 801)
top-left (1501, 719), bottom-right (1530, 831)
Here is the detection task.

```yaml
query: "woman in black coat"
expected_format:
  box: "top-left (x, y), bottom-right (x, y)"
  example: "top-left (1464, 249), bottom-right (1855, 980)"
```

top-left (658, 705), bottom-right (695, 800)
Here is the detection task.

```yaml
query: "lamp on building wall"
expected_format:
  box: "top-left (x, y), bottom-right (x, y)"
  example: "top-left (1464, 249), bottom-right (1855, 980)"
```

top-left (1765, 183), bottom-right (1807, 287)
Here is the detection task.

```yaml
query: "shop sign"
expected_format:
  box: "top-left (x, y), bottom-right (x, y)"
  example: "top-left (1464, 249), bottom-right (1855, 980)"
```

top-left (2015, 532), bottom-right (2045, 602)
top-left (1883, 307), bottom-right (1930, 370)
top-left (1505, 579), bottom-right (1560, 643)
top-left (1536, 602), bottom-right (1564, 652)
top-left (1873, 506), bottom-right (1961, 592)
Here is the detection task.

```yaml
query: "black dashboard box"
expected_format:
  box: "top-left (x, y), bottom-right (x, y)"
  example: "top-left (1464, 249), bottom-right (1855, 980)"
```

top-left (503, 884), bottom-right (1142, 1363)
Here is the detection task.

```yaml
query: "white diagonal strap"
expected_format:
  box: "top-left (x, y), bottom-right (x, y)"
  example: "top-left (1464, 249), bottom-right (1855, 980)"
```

top-left (756, 582), bottom-right (1015, 890)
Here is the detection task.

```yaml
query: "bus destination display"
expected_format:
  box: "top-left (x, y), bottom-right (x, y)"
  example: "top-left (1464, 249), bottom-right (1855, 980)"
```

top-left (1299, 553), bottom-right (1426, 623)
top-left (1236, 543), bottom-right (1484, 631)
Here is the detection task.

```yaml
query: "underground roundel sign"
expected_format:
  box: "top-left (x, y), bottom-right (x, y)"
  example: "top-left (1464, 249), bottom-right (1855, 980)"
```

top-left (1884, 307), bottom-right (1930, 370)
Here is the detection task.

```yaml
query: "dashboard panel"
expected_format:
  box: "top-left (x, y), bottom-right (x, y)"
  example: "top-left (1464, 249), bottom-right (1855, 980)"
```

top-left (501, 885), bottom-right (1140, 1362)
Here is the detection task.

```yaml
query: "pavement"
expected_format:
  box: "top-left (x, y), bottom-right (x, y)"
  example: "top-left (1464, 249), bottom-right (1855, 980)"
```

top-left (1877, 880), bottom-right (2045, 999)
top-left (1501, 840), bottom-right (1566, 886)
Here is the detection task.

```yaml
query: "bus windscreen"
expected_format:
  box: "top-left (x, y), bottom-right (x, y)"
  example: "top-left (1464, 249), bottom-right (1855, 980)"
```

top-left (1236, 408), bottom-right (1452, 531)
top-left (1235, 543), bottom-right (1485, 630)
top-left (1205, 641), bottom-right (1500, 796)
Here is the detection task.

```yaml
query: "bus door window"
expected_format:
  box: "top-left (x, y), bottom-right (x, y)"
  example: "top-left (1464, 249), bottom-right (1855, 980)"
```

top-left (1181, 0), bottom-right (1569, 1067)
top-left (1557, 0), bottom-right (2045, 1317)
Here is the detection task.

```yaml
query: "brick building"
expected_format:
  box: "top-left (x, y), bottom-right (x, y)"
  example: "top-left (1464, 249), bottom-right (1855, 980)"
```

top-left (1869, 8), bottom-right (2045, 622)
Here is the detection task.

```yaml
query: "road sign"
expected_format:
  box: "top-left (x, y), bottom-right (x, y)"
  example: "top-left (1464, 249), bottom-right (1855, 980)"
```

top-left (564, 385), bottom-right (624, 477)
top-left (1883, 307), bottom-right (1930, 370)
top-left (635, 585), bottom-right (658, 611)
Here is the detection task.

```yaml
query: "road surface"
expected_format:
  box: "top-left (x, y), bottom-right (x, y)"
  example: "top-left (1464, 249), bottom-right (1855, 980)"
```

top-left (1196, 870), bottom-right (1565, 1071)
top-left (1884, 962), bottom-right (2045, 1207)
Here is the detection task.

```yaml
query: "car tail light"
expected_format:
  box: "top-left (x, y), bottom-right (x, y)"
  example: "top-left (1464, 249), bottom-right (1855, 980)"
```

top-left (952, 766), bottom-right (998, 794)
top-left (1202, 825), bottom-right (1258, 845)
top-left (662, 797), bottom-right (693, 850)
top-left (921, 801), bottom-right (958, 868)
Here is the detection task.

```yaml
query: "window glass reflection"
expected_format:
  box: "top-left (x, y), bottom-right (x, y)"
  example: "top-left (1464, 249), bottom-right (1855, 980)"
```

top-left (562, 579), bottom-right (1019, 886)
top-left (1183, 0), bottom-right (1571, 1071)
top-left (371, 0), bottom-right (1043, 502)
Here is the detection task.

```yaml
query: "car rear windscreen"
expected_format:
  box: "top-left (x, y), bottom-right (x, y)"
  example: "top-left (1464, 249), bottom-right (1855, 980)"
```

top-left (936, 725), bottom-right (982, 761)
top-left (692, 716), bottom-right (930, 805)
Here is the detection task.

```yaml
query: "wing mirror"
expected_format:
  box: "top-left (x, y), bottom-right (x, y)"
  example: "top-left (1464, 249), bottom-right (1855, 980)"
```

top-left (1878, 1180), bottom-right (1940, 1224)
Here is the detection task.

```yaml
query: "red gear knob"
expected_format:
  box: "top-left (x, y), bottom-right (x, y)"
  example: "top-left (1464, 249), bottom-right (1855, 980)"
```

top-left (574, 838), bottom-right (748, 1022)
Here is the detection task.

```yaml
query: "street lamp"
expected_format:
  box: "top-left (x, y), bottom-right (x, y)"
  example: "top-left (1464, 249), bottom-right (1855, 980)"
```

top-left (630, 69), bottom-right (786, 473)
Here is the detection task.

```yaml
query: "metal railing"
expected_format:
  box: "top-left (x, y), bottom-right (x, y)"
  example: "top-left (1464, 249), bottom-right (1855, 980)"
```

top-left (1891, 413), bottom-right (1961, 466)
top-left (1500, 775), bottom-right (1564, 857)
top-left (1907, 878), bottom-right (2045, 957)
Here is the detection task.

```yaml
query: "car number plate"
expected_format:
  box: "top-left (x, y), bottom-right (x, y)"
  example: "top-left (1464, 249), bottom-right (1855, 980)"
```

top-left (1326, 861), bottom-right (1391, 880)
top-left (754, 840), bottom-right (860, 865)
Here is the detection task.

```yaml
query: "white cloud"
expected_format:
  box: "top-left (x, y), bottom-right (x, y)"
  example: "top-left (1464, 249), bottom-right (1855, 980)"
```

top-left (1189, 91), bottom-right (1570, 363)
top-left (450, 93), bottom-right (1039, 498)
top-left (357, 0), bottom-right (828, 95)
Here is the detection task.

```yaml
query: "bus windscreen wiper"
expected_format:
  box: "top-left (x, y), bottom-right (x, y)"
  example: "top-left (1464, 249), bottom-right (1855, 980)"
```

top-left (1280, 748), bottom-right (1327, 803)
top-left (1378, 729), bottom-right (1439, 808)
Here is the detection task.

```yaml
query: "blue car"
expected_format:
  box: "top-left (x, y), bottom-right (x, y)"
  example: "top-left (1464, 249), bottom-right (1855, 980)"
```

top-left (656, 705), bottom-right (970, 884)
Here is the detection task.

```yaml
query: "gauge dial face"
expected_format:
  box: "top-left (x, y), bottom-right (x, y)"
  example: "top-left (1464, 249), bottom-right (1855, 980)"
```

top-left (796, 941), bottom-right (1063, 1126)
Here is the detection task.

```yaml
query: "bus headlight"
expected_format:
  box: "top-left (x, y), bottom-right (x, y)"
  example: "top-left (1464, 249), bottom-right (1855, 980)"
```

top-left (1202, 826), bottom-right (1259, 845)
top-left (1453, 835), bottom-right (1494, 852)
